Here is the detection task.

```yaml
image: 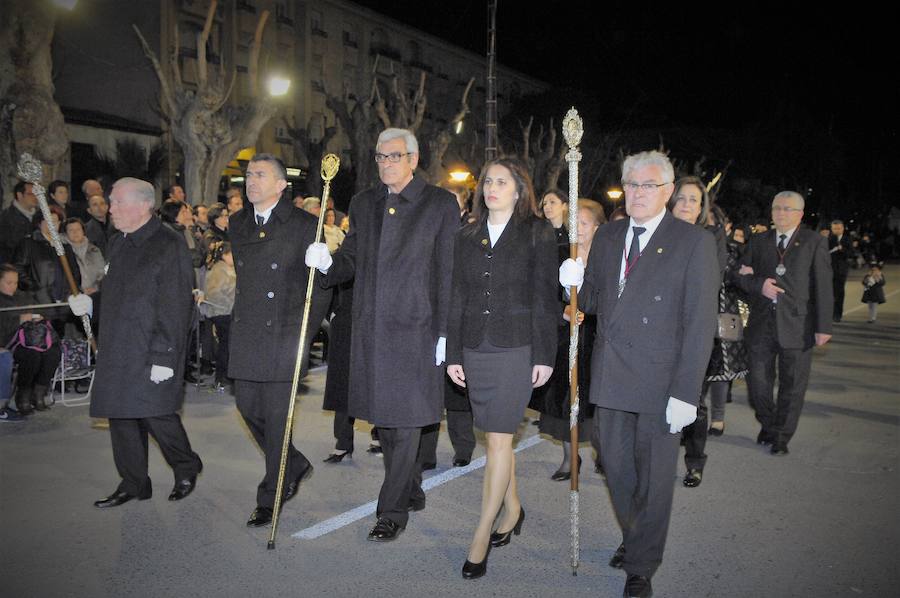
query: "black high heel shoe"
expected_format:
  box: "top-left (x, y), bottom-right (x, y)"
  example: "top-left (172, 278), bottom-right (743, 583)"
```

top-left (461, 543), bottom-right (492, 579)
top-left (550, 455), bottom-right (582, 481)
top-left (489, 507), bottom-right (525, 547)
top-left (323, 450), bottom-right (352, 463)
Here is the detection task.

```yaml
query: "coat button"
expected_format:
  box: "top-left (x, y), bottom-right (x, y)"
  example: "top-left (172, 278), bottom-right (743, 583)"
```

top-left (235, 289), bottom-right (240, 295)
top-left (259, 231), bottom-right (266, 238)
top-left (654, 295), bottom-right (661, 301)
top-left (485, 252), bottom-right (493, 259)
top-left (482, 309), bottom-right (491, 315)
top-left (642, 317), bottom-right (649, 324)
top-left (233, 316), bottom-right (240, 323)
top-left (271, 263), bottom-right (278, 269)
top-left (482, 271), bottom-right (490, 278)
top-left (267, 291), bottom-right (275, 299)
top-left (266, 320), bottom-right (272, 327)
top-left (388, 207), bottom-right (396, 215)
top-left (485, 290), bottom-right (491, 297)
top-left (237, 260), bottom-right (243, 267)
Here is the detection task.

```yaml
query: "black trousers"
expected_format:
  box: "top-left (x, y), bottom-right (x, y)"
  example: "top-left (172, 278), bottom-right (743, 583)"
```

top-left (833, 273), bottom-right (847, 319)
top-left (682, 382), bottom-right (709, 471)
top-left (235, 380), bottom-right (311, 509)
top-left (13, 345), bottom-right (61, 388)
top-left (108, 414), bottom-right (202, 496)
top-left (210, 316), bottom-right (231, 384)
top-left (418, 409), bottom-right (477, 464)
top-left (746, 317), bottom-right (813, 445)
top-left (376, 426), bottom-right (424, 528)
top-left (596, 407), bottom-right (680, 579)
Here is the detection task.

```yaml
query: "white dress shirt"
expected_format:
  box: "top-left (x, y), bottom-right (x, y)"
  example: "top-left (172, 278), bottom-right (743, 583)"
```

top-left (618, 208), bottom-right (667, 286)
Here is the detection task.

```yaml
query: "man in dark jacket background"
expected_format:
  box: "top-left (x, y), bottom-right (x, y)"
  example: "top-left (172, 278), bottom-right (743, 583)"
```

top-left (228, 153), bottom-right (331, 528)
top-left (306, 128), bottom-right (458, 541)
top-left (69, 177), bottom-right (202, 508)
top-left (0, 181), bottom-right (39, 264)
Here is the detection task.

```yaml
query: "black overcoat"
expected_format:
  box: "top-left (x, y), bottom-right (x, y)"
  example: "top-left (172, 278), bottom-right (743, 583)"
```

top-left (90, 217), bottom-right (193, 418)
top-left (323, 176), bottom-right (458, 427)
top-left (228, 198), bottom-right (332, 381)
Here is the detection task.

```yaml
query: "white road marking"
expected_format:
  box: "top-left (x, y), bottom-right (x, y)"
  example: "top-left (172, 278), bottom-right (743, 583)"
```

top-left (292, 433), bottom-right (544, 540)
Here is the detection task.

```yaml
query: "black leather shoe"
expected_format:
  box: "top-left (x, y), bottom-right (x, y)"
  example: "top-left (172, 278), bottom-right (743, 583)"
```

top-left (551, 455), bottom-right (581, 481)
top-left (757, 430), bottom-right (774, 445)
top-left (770, 442), bottom-right (790, 456)
top-left (683, 469), bottom-right (702, 488)
top-left (367, 517), bottom-right (403, 541)
top-left (247, 506), bottom-right (273, 527)
top-left (609, 543), bottom-right (626, 568)
top-left (623, 574), bottom-right (653, 597)
top-left (284, 461), bottom-right (313, 503)
top-left (422, 461), bottom-right (437, 471)
top-left (490, 506), bottom-right (525, 547)
top-left (461, 544), bottom-right (491, 580)
top-left (367, 444), bottom-right (383, 455)
top-left (94, 488), bottom-right (151, 508)
top-left (452, 457), bottom-right (471, 467)
top-left (323, 450), bottom-right (352, 464)
top-left (708, 423), bottom-right (725, 437)
top-left (168, 476), bottom-right (197, 501)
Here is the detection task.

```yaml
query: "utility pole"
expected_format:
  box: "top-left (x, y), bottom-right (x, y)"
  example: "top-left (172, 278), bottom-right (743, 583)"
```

top-left (485, 0), bottom-right (498, 162)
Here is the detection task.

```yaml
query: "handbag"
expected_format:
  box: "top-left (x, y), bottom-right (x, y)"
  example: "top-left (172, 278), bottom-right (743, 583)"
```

top-left (7, 319), bottom-right (59, 353)
top-left (716, 313), bottom-right (743, 342)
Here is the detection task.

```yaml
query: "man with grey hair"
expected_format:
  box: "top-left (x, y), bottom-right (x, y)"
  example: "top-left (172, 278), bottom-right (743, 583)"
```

top-left (306, 127), bottom-right (458, 542)
top-left (559, 150), bottom-right (719, 597)
top-left (68, 177), bottom-right (203, 508)
top-left (736, 190), bottom-right (832, 456)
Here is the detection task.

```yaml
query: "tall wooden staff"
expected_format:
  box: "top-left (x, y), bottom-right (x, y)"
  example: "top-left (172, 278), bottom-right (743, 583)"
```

top-left (562, 108), bottom-right (583, 575)
top-left (267, 153), bottom-right (340, 549)
top-left (17, 153), bottom-right (97, 353)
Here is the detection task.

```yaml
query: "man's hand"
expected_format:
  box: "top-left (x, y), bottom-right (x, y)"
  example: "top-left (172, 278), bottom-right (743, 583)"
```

top-left (559, 257), bottom-right (584, 290)
top-left (738, 265), bottom-right (754, 276)
top-left (665, 397), bottom-right (697, 433)
top-left (435, 337), bottom-right (446, 366)
top-left (563, 305), bottom-right (585, 324)
top-left (815, 333), bottom-right (832, 346)
top-left (68, 293), bottom-right (93, 317)
top-left (532, 365), bottom-right (553, 388)
top-left (304, 242), bottom-right (333, 274)
top-left (150, 365), bottom-right (174, 384)
top-left (447, 364), bottom-right (466, 387)
top-left (761, 278), bottom-right (785, 301)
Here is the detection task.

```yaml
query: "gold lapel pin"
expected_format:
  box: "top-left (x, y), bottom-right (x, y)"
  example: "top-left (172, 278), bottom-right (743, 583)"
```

top-left (388, 207), bottom-right (396, 215)
top-left (259, 231), bottom-right (266, 239)
top-left (657, 248), bottom-right (663, 254)
top-left (794, 242), bottom-right (800, 246)
top-left (481, 239), bottom-right (488, 246)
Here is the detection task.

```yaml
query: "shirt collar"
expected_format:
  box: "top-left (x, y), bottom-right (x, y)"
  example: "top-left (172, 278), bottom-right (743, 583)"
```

top-left (388, 175), bottom-right (426, 202)
top-left (254, 200), bottom-right (278, 224)
top-left (775, 227), bottom-right (798, 244)
top-left (124, 215), bottom-right (160, 246)
top-left (628, 208), bottom-right (666, 238)
top-left (13, 200), bottom-right (36, 220)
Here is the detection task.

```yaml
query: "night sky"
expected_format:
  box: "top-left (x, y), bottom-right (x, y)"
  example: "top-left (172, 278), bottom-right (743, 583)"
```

top-left (351, 1), bottom-right (896, 214)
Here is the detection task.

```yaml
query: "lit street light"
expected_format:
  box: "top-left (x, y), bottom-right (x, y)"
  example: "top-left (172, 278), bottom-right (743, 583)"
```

top-left (607, 188), bottom-right (623, 201)
top-left (267, 75), bottom-right (291, 97)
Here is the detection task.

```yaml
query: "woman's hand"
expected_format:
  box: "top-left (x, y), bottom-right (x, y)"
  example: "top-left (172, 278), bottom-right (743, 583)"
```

top-left (532, 365), bottom-right (553, 388)
top-left (562, 305), bottom-right (585, 324)
top-left (447, 364), bottom-right (466, 387)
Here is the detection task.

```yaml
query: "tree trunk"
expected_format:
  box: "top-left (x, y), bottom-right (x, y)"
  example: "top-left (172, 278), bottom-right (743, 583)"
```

top-left (0, 0), bottom-right (68, 205)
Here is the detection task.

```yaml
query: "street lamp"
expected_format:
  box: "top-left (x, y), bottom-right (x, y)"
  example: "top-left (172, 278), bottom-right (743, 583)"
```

top-left (607, 188), bottom-right (623, 201)
top-left (267, 75), bottom-right (291, 97)
top-left (449, 170), bottom-right (471, 183)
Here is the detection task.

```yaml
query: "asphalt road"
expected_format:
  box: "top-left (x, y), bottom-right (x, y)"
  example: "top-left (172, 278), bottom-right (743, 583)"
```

top-left (2, 266), bottom-right (898, 598)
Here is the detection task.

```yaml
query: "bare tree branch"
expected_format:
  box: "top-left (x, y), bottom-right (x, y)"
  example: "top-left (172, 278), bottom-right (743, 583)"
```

top-left (132, 24), bottom-right (176, 117)
top-left (248, 9), bottom-right (270, 97)
top-left (196, 0), bottom-right (217, 90)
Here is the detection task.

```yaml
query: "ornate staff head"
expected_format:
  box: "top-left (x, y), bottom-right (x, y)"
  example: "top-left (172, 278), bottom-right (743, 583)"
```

top-left (17, 153), bottom-right (65, 257)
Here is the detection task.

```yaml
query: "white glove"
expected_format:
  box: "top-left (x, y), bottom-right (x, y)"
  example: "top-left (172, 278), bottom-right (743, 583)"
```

top-left (150, 365), bottom-right (175, 384)
top-left (665, 396), bottom-right (697, 434)
top-left (559, 257), bottom-right (584, 291)
top-left (68, 293), bottom-right (93, 317)
top-left (435, 336), bottom-right (446, 366)
top-left (305, 242), bottom-right (333, 273)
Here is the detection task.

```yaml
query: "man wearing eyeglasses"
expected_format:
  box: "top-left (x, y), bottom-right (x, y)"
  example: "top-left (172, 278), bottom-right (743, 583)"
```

top-left (735, 191), bottom-right (832, 456)
top-left (306, 128), bottom-right (458, 542)
top-left (559, 150), bottom-right (719, 598)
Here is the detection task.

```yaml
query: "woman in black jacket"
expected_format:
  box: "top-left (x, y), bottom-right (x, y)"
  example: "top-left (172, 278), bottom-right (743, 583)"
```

top-left (446, 158), bottom-right (558, 579)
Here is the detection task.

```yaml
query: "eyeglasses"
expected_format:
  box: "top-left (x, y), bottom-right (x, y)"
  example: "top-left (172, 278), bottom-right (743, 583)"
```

top-left (771, 206), bottom-right (803, 213)
top-left (622, 181), bottom-right (672, 192)
top-left (374, 152), bottom-right (413, 163)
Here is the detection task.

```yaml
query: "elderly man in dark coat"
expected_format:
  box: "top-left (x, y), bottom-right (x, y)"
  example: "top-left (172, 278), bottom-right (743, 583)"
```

top-left (228, 153), bottom-right (332, 528)
top-left (69, 177), bottom-right (202, 508)
top-left (306, 128), bottom-right (458, 541)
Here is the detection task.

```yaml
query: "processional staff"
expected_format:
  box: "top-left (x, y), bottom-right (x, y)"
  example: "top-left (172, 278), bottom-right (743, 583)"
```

top-left (267, 153), bottom-right (341, 550)
top-left (562, 108), bottom-right (584, 575)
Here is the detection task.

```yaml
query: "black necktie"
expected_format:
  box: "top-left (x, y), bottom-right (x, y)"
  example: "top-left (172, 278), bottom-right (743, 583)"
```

top-left (256, 214), bottom-right (265, 227)
top-left (627, 226), bottom-right (646, 269)
top-left (778, 233), bottom-right (787, 251)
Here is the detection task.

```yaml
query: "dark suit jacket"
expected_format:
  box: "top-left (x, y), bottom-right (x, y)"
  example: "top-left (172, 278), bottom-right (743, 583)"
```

top-left (0, 204), bottom-right (36, 264)
top-left (828, 234), bottom-right (852, 279)
top-left (736, 227), bottom-right (833, 350)
top-left (90, 217), bottom-right (193, 418)
top-left (322, 175), bottom-right (458, 427)
top-left (228, 198), bottom-right (332, 382)
top-left (446, 216), bottom-right (558, 367)
top-left (579, 212), bottom-right (719, 413)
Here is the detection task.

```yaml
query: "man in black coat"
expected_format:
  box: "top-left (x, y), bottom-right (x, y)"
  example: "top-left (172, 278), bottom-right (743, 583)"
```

top-left (736, 191), bottom-right (833, 455)
top-left (228, 154), bottom-right (332, 528)
top-left (828, 219), bottom-right (852, 322)
top-left (0, 181), bottom-right (39, 264)
top-left (69, 177), bottom-right (203, 508)
top-left (306, 128), bottom-right (458, 541)
top-left (560, 151), bottom-right (719, 598)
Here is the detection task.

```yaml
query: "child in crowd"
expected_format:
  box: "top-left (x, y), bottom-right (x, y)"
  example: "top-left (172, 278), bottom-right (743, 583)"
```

top-left (861, 263), bottom-right (886, 323)
top-left (202, 242), bottom-right (236, 392)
